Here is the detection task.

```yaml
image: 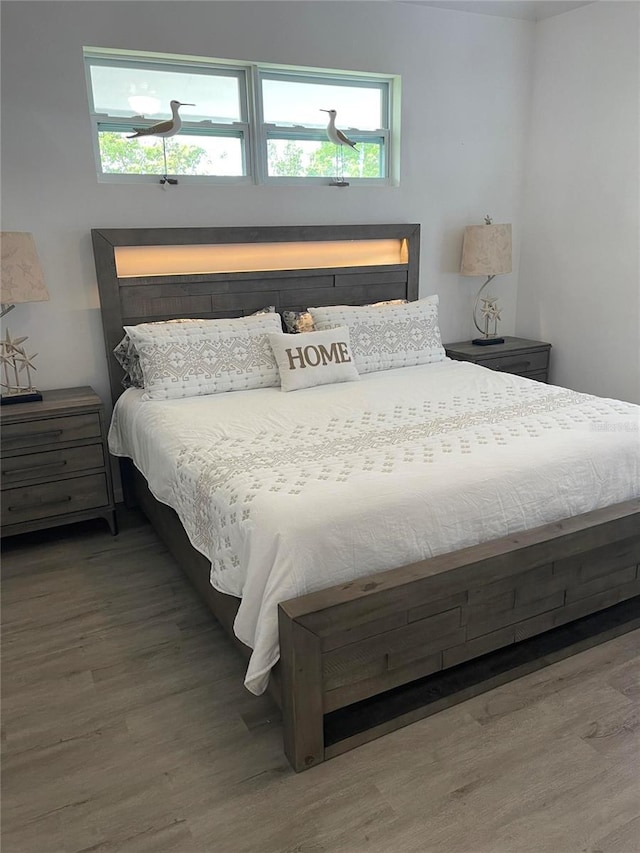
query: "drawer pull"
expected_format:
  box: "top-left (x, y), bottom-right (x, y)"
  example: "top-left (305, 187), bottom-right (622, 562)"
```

top-left (495, 360), bottom-right (531, 372)
top-left (2, 460), bottom-right (68, 477)
top-left (8, 495), bottom-right (73, 512)
top-left (4, 429), bottom-right (64, 443)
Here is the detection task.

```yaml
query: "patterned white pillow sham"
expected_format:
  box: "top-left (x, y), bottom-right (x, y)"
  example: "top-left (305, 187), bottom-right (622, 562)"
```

top-left (124, 312), bottom-right (283, 400)
top-left (307, 296), bottom-right (446, 374)
top-left (268, 327), bottom-right (360, 392)
top-left (114, 308), bottom-right (276, 389)
top-left (114, 318), bottom-right (201, 389)
top-left (282, 299), bottom-right (407, 335)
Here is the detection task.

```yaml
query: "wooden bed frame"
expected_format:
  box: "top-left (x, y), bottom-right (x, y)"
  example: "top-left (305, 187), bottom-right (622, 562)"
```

top-left (92, 223), bottom-right (640, 772)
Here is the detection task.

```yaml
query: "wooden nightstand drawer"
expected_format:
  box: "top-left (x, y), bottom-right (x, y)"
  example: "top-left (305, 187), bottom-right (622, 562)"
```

top-left (526, 370), bottom-right (549, 384)
top-left (2, 473), bottom-right (109, 527)
top-left (1, 443), bottom-right (105, 486)
top-left (1, 412), bottom-right (102, 453)
top-left (0, 387), bottom-right (117, 536)
top-left (479, 349), bottom-right (549, 376)
top-left (444, 338), bottom-right (551, 383)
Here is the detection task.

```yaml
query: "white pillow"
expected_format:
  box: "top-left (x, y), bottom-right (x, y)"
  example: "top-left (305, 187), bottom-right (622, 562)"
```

top-left (125, 313), bottom-right (283, 400)
top-left (282, 299), bottom-right (407, 335)
top-left (268, 327), bottom-right (360, 392)
top-left (114, 308), bottom-right (276, 389)
top-left (308, 296), bottom-right (446, 374)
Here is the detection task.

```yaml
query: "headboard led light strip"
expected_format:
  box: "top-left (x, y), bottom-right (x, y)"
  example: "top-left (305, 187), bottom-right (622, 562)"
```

top-left (114, 239), bottom-right (409, 279)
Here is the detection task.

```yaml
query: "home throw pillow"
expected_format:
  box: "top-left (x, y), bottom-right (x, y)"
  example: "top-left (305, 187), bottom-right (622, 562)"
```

top-left (268, 327), bottom-right (360, 392)
top-left (124, 312), bottom-right (283, 400)
top-left (308, 296), bottom-right (446, 374)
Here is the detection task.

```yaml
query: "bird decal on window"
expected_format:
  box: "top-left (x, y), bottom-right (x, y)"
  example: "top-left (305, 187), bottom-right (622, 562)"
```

top-left (320, 109), bottom-right (357, 150)
top-left (127, 100), bottom-right (194, 139)
top-left (126, 99), bottom-right (195, 187)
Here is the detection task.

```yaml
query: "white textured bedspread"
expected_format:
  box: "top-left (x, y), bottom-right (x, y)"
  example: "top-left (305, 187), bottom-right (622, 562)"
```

top-left (109, 361), bottom-right (640, 694)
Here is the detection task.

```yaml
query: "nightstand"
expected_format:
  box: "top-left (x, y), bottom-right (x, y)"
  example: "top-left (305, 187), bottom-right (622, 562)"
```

top-left (444, 336), bottom-right (551, 383)
top-left (1, 387), bottom-right (117, 537)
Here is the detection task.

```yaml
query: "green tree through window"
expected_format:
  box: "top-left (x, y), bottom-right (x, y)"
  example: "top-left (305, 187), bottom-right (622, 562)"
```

top-left (308, 141), bottom-right (381, 178)
top-left (267, 139), bottom-right (382, 179)
top-left (266, 141), bottom-right (304, 177)
top-left (99, 132), bottom-right (209, 175)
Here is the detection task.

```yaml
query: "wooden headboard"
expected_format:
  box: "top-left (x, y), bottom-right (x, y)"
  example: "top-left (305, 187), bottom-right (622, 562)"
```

top-left (92, 223), bottom-right (421, 405)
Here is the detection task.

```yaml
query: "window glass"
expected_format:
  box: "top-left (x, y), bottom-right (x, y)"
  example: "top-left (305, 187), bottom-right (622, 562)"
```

top-left (262, 78), bottom-right (383, 130)
top-left (89, 64), bottom-right (242, 122)
top-left (267, 138), bottom-right (384, 179)
top-left (98, 130), bottom-right (245, 177)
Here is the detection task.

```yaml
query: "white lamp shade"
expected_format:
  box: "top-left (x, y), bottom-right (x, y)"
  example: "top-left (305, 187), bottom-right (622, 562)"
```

top-left (460, 223), bottom-right (512, 277)
top-left (1, 232), bottom-right (49, 304)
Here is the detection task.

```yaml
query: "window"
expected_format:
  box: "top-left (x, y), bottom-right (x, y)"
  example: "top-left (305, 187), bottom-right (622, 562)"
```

top-left (260, 73), bottom-right (388, 181)
top-left (86, 53), bottom-right (250, 180)
top-left (84, 49), bottom-right (397, 185)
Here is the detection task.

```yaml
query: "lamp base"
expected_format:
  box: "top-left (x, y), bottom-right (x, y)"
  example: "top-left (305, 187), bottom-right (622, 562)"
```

top-left (1, 391), bottom-right (43, 405)
top-left (472, 337), bottom-right (505, 346)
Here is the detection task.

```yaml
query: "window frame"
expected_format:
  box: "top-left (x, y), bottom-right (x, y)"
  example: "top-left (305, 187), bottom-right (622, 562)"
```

top-left (256, 69), bottom-right (390, 184)
top-left (85, 52), bottom-right (253, 185)
top-left (84, 48), bottom-right (397, 187)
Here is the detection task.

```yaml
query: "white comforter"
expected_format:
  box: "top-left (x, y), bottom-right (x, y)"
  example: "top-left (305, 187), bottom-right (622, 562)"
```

top-left (108, 361), bottom-right (640, 694)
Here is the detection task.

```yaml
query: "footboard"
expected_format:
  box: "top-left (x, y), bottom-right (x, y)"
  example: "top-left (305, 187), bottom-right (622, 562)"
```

top-left (278, 499), bottom-right (640, 771)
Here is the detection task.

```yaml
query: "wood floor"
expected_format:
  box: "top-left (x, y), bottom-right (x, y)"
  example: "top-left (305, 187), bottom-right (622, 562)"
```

top-left (2, 509), bottom-right (639, 853)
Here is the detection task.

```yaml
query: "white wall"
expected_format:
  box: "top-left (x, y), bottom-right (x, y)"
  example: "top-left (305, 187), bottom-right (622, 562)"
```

top-left (516, 1), bottom-right (639, 402)
top-left (1, 1), bottom-right (533, 408)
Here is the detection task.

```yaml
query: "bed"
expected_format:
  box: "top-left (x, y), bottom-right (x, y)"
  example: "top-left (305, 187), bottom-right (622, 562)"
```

top-left (92, 223), bottom-right (640, 772)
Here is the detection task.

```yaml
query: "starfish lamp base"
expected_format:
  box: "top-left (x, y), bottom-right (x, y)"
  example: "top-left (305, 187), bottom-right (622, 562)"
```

top-left (1, 389), bottom-right (43, 405)
top-left (1, 328), bottom-right (42, 405)
top-left (472, 336), bottom-right (505, 346)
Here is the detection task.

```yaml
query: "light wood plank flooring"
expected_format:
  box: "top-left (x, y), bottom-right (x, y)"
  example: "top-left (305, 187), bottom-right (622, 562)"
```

top-left (2, 510), bottom-right (639, 853)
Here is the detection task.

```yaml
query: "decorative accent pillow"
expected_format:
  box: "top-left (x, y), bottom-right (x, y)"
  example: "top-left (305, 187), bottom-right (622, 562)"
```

top-left (114, 308), bottom-right (276, 389)
top-left (282, 310), bottom-right (316, 335)
top-left (282, 299), bottom-right (407, 335)
top-left (125, 312), bottom-right (283, 400)
top-left (308, 296), bottom-right (446, 374)
top-left (113, 335), bottom-right (144, 389)
top-left (268, 327), bottom-right (360, 392)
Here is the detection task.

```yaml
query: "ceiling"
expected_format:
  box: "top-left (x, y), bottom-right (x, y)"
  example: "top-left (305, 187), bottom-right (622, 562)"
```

top-left (402, 1), bottom-right (595, 22)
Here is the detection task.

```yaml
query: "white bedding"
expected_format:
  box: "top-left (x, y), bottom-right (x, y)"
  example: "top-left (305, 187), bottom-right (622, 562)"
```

top-left (109, 360), bottom-right (640, 694)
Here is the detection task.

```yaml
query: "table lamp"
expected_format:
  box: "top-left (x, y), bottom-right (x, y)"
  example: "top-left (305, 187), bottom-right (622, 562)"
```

top-left (460, 216), bottom-right (512, 345)
top-left (1, 232), bottom-right (50, 404)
